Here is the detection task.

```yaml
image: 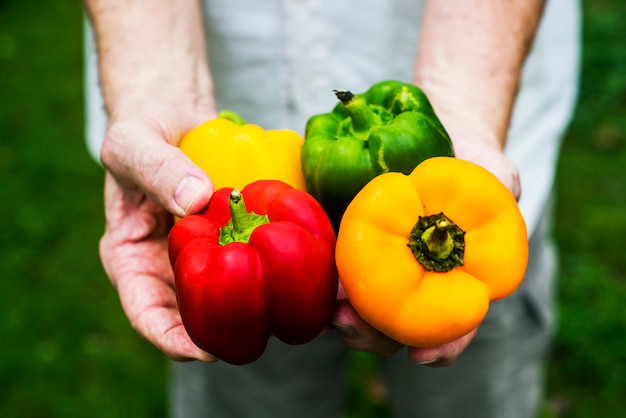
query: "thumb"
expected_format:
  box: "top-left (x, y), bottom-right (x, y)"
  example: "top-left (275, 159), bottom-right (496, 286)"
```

top-left (101, 121), bottom-right (213, 217)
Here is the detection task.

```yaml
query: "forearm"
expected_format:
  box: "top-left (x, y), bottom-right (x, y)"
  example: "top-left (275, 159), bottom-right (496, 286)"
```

top-left (85, 0), bottom-right (215, 121)
top-left (414, 0), bottom-right (546, 150)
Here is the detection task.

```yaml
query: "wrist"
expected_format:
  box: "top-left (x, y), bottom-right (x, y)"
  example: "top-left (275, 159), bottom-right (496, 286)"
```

top-left (107, 86), bottom-right (217, 135)
top-left (87, 0), bottom-right (215, 125)
top-left (414, 74), bottom-right (506, 153)
top-left (413, 1), bottom-right (546, 153)
top-left (99, 46), bottom-right (216, 128)
top-left (415, 82), bottom-right (521, 198)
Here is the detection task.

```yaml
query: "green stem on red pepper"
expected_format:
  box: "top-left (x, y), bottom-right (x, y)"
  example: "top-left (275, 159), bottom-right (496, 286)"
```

top-left (168, 180), bottom-right (338, 365)
top-left (219, 189), bottom-right (270, 245)
top-left (407, 212), bottom-right (465, 272)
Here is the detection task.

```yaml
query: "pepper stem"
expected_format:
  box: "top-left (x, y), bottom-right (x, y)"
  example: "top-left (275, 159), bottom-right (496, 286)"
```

top-left (219, 189), bottom-right (270, 245)
top-left (218, 110), bottom-right (247, 126)
top-left (334, 89), bottom-right (382, 138)
top-left (407, 212), bottom-right (465, 272)
top-left (229, 189), bottom-right (254, 235)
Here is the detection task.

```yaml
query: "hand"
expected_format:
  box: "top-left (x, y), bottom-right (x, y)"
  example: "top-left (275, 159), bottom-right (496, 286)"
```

top-left (456, 142), bottom-right (521, 202)
top-left (330, 284), bottom-right (476, 366)
top-left (417, 86), bottom-right (522, 200)
top-left (99, 98), bottom-right (217, 362)
top-left (328, 107), bottom-right (520, 367)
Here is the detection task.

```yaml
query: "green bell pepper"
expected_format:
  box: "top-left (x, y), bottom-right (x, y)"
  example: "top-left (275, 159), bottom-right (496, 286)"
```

top-left (301, 79), bottom-right (454, 228)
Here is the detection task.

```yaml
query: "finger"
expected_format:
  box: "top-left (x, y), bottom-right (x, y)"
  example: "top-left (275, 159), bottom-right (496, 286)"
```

top-left (407, 329), bottom-right (477, 367)
top-left (99, 177), bottom-right (216, 361)
top-left (101, 120), bottom-right (213, 217)
top-left (131, 293), bottom-right (217, 363)
top-left (335, 280), bottom-right (348, 300)
top-left (101, 234), bottom-right (217, 362)
top-left (330, 299), bottom-right (403, 357)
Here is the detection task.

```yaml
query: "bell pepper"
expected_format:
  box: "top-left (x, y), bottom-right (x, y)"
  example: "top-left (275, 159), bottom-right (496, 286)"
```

top-left (168, 180), bottom-right (338, 365)
top-left (179, 110), bottom-right (307, 191)
top-left (335, 157), bottom-right (528, 347)
top-left (301, 80), bottom-right (454, 227)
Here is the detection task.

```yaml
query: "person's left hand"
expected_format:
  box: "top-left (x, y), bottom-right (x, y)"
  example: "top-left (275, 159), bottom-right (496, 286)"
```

top-left (330, 284), bottom-right (476, 366)
top-left (328, 113), bottom-right (520, 367)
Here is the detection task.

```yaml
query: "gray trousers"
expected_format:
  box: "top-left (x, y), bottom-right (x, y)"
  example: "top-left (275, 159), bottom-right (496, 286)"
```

top-left (170, 211), bottom-right (557, 418)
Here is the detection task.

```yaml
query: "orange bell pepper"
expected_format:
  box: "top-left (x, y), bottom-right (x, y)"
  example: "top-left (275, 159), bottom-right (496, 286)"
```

top-left (179, 111), bottom-right (307, 191)
top-left (335, 157), bottom-right (528, 347)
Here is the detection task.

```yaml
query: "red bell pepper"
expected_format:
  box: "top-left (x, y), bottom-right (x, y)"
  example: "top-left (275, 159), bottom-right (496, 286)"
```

top-left (168, 180), bottom-right (338, 365)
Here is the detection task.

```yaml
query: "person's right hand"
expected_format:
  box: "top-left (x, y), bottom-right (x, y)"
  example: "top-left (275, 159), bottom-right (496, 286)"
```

top-left (98, 95), bottom-right (218, 361)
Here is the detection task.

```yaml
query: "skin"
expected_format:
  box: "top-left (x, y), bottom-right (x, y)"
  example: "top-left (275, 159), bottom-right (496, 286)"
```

top-left (86, 0), bottom-right (216, 362)
top-left (85, 0), bottom-right (545, 366)
top-left (401, 0), bottom-right (546, 365)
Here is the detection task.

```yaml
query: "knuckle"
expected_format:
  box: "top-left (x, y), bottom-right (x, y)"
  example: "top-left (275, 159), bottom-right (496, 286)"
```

top-left (99, 123), bottom-right (128, 170)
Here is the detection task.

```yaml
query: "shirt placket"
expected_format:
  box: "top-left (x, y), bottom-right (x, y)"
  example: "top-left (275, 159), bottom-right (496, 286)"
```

top-left (281, 0), bottom-right (331, 133)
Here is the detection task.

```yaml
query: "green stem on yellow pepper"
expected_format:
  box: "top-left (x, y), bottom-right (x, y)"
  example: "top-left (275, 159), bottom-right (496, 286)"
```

top-left (218, 110), bottom-right (247, 126)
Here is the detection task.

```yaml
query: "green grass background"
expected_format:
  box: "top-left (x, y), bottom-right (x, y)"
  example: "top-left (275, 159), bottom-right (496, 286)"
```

top-left (0, 1), bottom-right (624, 417)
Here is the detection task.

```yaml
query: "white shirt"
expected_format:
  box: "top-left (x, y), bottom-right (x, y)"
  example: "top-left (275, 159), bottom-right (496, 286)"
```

top-left (85, 0), bottom-right (581, 237)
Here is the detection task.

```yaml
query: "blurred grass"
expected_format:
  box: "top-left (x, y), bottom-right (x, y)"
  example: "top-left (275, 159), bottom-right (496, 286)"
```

top-left (0, 2), bottom-right (168, 417)
top-left (545, 1), bottom-right (626, 417)
top-left (0, 1), bottom-right (624, 418)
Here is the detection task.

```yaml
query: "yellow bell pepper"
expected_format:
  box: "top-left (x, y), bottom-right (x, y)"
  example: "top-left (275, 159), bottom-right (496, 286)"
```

top-left (336, 157), bottom-right (528, 347)
top-left (179, 111), bottom-right (307, 191)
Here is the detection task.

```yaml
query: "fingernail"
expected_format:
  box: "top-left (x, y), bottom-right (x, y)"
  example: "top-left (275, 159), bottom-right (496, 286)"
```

top-left (417, 358), bottom-right (438, 365)
top-left (331, 322), bottom-right (357, 338)
top-left (175, 176), bottom-right (204, 215)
